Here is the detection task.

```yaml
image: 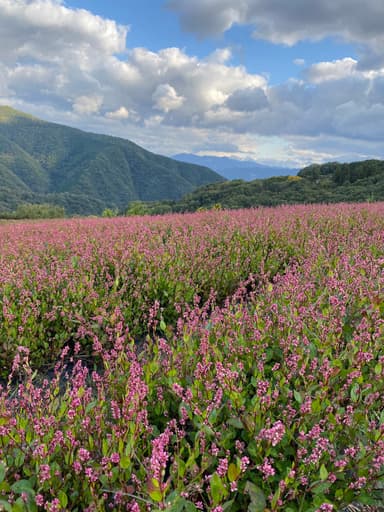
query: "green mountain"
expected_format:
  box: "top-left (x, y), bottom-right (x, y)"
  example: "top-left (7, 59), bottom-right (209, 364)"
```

top-left (136, 159), bottom-right (384, 213)
top-left (0, 106), bottom-right (224, 215)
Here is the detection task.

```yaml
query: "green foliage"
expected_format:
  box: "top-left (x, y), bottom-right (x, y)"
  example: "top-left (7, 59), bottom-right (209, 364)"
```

top-left (102, 207), bottom-right (119, 218)
top-left (0, 106), bottom-right (224, 216)
top-left (12, 202), bottom-right (65, 219)
top-left (141, 160), bottom-right (384, 213)
top-left (0, 205), bottom-right (383, 509)
top-left (126, 201), bottom-right (150, 216)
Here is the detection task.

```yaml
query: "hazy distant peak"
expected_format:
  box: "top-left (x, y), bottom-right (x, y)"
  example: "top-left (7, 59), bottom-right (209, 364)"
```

top-left (173, 153), bottom-right (297, 181)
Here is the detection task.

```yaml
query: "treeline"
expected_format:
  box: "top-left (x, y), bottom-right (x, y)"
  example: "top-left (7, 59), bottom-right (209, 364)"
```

top-left (2, 159), bottom-right (384, 219)
top-left (0, 203), bottom-right (65, 219)
top-left (122, 159), bottom-right (384, 215)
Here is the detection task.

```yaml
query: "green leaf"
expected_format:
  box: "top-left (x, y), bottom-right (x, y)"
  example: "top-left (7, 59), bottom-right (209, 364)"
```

top-left (58, 490), bottom-right (68, 508)
top-left (119, 455), bottom-right (131, 470)
top-left (182, 500), bottom-right (198, 512)
top-left (293, 390), bottom-right (303, 404)
top-left (312, 481), bottom-right (331, 495)
top-left (160, 319), bottom-right (167, 332)
top-left (148, 478), bottom-right (163, 503)
top-left (102, 438), bottom-right (109, 456)
top-left (11, 500), bottom-right (25, 512)
top-left (227, 417), bottom-right (243, 429)
top-left (350, 383), bottom-right (359, 402)
top-left (0, 463), bottom-right (6, 484)
top-left (244, 481), bottom-right (266, 512)
top-left (166, 497), bottom-right (198, 512)
top-left (164, 497), bottom-right (184, 512)
top-left (246, 440), bottom-right (259, 460)
top-left (0, 500), bottom-right (12, 511)
top-left (14, 451), bottom-right (25, 468)
top-left (374, 363), bottom-right (382, 375)
top-left (11, 479), bottom-right (34, 496)
top-left (319, 464), bottom-right (328, 481)
top-left (227, 463), bottom-right (241, 482)
top-left (222, 500), bottom-right (235, 511)
top-left (149, 488), bottom-right (163, 502)
top-left (210, 473), bottom-right (226, 505)
top-left (177, 458), bottom-right (186, 478)
top-left (311, 399), bottom-right (322, 413)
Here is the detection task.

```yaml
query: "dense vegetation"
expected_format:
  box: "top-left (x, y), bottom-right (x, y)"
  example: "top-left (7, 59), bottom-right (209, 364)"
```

top-left (0, 106), bottom-right (223, 216)
top-left (0, 204), bottom-right (383, 511)
top-left (134, 160), bottom-right (384, 214)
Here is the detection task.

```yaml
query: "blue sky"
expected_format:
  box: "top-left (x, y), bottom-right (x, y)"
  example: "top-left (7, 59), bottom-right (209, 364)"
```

top-left (67, 0), bottom-right (357, 85)
top-left (0, 0), bottom-right (383, 167)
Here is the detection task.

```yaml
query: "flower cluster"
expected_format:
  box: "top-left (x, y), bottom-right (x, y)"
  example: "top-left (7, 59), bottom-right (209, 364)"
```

top-left (0, 203), bottom-right (383, 510)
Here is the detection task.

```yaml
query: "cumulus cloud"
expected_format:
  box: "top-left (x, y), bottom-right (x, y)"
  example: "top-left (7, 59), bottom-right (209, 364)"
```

top-left (72, 95), bottom-right (103, 115)
top-left (152, 84), bottom-right (185, 112)
top-left (1, 0), bottom-right (384, 167)
top-left (167, 0), bottom-right (384, 49)
top-left (0, 0), bottom-right (266, 121)
top-left (305, 58), bottom-right (358, 84)
top-left (0, 0), bottom-right (127, 62)
top-left (225, 87), bottom-right (269, 112)
top-left (106, 106), bottom-right (130, 120)
top-left (168, 0), bottom-right (384, 89)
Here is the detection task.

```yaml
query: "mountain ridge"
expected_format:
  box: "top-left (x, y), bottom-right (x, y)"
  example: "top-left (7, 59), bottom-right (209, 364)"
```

top-left (173, 153), bottom-right (297, 181)
top-left (0, 106), bottom-right (224, 215)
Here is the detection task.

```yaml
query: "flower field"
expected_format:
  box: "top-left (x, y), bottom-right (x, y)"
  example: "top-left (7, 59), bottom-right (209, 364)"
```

top-left (0, 203), bottom-right (383, 511)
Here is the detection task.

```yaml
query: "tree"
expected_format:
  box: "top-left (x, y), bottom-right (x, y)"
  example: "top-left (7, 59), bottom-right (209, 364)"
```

top-left (13, 203), bottom-right (65, 219)
top-left (126, 201), bottom-right (150, 216)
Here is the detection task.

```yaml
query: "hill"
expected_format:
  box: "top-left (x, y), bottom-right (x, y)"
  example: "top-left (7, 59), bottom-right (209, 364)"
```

top-left (0, 106), bottom-right (224, 215)
top-left (136, 159), bottom-right (384, 213)
top-left (173, 153), bottom-right (297, 180)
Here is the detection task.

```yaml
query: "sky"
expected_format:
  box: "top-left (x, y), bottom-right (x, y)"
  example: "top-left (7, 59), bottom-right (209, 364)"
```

top-left (1, 0), bottom-right (384, 167)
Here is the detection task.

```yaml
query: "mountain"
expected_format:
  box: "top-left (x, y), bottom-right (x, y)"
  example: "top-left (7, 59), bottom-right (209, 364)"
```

top-left (134, 159), bottom-right (384, 213)
top-left (0, 106), bottom-right (224, 215)
top-left (173, 153), bottom-right (297, 180)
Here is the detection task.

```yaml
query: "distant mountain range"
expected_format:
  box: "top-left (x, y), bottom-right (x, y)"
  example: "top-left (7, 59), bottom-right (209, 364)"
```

top-left (173, 153), bottom-right (297, 181)
top-left (0, 106), bottom-right (223, 215)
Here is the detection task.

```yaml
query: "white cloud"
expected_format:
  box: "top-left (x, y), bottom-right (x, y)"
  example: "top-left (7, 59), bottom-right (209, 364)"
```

top-left (1, 0), bottom-right (384, 168)
top-left (204, 48), bottom-right (232, 64)
top-left (152, 84), bottom-right (185, 112)
top-left (106, 106), bottom-right (130, 120)
top-left (294, 58), bottom-right (305, 67)
top-left (72, 95), bottom-right (103, 115)
top-left (0, 0), bottom-right (127, 60)
top-left (305, 58), bottom-right (358, 84)
top-left (167, 0), bottom-right (384, 49)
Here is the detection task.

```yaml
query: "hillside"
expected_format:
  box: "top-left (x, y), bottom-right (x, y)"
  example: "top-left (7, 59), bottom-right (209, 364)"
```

top-left (173, 153), bottom-right (297, 180)
top-left (136, 159), bottom-right (384, 213)
top-left (0, 106), bottom-right (224, 215)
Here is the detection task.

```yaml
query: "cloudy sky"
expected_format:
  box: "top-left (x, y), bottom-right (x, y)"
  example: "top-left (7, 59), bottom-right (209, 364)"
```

top-left (1, 0), bottom-right (384, 167)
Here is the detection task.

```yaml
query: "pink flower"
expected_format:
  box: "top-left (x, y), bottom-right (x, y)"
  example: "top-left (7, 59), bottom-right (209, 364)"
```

top-left (258, 420), bottom-right (285, 446)
top-left (110, 452), bottom-right (120, 464)
top-left (240, 456), bottom-right (250, 472)
top-left (78, 448), bottom-right (91, 463)
top-left (216, 458), bottom-right (228, 477)
top-left (73, 461), bottom-right (82, 474)
top-left (35, 494), bottom-right (44, 506)
top-left (257, 458), bottom-right (275, 479)
top-left (317, 504), bottom-right (334, 511)
top-left (39, 464), bottom-right (50, 483)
